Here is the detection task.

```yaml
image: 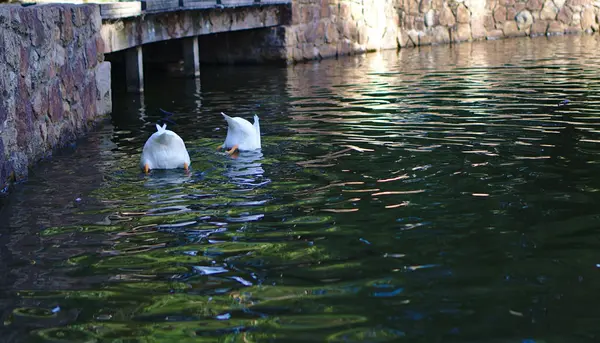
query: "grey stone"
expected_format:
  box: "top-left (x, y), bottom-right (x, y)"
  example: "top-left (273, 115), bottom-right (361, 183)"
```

top-left (516, 10), bottom-right (534, 29)
top-left (425, 9), bottom-right (436, 27)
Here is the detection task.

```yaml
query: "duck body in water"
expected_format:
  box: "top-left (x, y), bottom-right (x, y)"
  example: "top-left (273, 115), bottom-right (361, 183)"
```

top-left (219, 112), bottom-right (261, 155)
top-left (140, 123), bottom-right (191, 173)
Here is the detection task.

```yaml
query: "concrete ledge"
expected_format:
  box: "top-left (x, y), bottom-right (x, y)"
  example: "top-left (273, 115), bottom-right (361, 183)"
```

top-left (101, 4), bottom-right (290, 53)
top-left (96, 0), bottom-right (290, 19)
top-left (99, 2), bottom-right (142, 19)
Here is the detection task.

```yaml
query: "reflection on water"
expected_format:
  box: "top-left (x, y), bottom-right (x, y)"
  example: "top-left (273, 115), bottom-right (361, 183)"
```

top-left (2, 35), bottom-right (600, 342)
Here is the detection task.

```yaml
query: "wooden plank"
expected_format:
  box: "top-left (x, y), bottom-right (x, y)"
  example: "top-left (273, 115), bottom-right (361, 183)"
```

top-left (141, 0), bottom-right (180, 12)
top-left (100, 2), bottom-right (142, 19)
top-left (180, 0), bottom-right (215, 9)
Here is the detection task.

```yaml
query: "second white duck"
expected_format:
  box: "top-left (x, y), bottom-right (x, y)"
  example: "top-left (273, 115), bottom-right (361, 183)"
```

top-left (140, 123), bottom-right (191, 173)
top-left (220, 112), bottom-right (261, 155)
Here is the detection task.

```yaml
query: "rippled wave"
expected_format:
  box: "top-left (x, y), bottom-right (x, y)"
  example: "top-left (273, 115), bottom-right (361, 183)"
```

top-left (2, 35), bottom-right (600, 342)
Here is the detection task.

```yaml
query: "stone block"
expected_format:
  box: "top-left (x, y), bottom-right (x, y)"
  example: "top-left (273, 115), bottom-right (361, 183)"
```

top-left (507, 6), bottom-right (518, 21)
top-left (452, 23), bottom-right (471, 41)
top-left (530, 19), bottom-right (549, 35)
top-left (431, 25), bottom-right (451, 43)
top-left (494, 6), bottom-right (507, 22)
top-left (541, 0), bottom-right (559, 19)
top-left (407, 29), bottom-right (420, 45)
top-left (439, 5), bottom-right (456, 26)
top-left (424, 9), bottom-right (437, 27)
top-left (516, 10), bottom-right (534, 29)
top-left (456, 3), bottom-right (470, 23)
top-left (471, 17), bottom-right (487, 39)
top-left (547, 20), bottom-right (566, 33)
top-left (319, 44), bottom-right (337, 59)
top-left (503, 20), bottom-right (526, 36)
top-left (581, 7), bottom-right (596, 30)
top-left (325, 21), bottom-right (339, 43)
top-left (484, 14), bottom-right (496, 29)
top-left (420, 33), bottom-right (432, 45)
top-left (397, 29), bottom-right (410, 47)
top-left (486, 28), bottom-right (505, 39)
top-left (557, 5), bottom-right (573, 22)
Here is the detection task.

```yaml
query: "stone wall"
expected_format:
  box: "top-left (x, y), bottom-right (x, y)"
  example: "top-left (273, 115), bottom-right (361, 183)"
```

top-left (284, 0), bottom-right (600, 63)
top-left (284, 0), bottom-right (400, 62)
top-left (0, 4), bottom-right (112, 191)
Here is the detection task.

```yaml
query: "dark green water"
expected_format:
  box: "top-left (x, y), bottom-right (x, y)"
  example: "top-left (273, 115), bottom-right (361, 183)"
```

top-left (2, 35), bottom-right (600, 342)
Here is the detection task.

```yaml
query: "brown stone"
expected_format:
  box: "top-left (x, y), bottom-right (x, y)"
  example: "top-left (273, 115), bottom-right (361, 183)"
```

top-left (530, 19), bottom-right (549, 35)
top-left (547, 20), bottom-right (566, 33)
top-left (452, 23), bottom-right (471, 41)
top-left (325, 22), bottom-right (338, 43)
top-left (397, 30), bottom-right (410, 47)
top-left (540, 0), bottom-right (559, 20)
top-left (484, 14), bottom-right (496, 29)
top-left (498, 0), bottom-right (515, 5)
top-left (581, 7), bottom-right (596, 31)
top-left (507, 6), bottom-right (518, 21)
top-left (494, 6), bottom-right (507, 23)
top-left (526, 0), bottom-right (544, 10)
top-left (339, 2), bottom-right (351, 19)
top-left (403, 13), bottom-right (415, 29)
top-left (486, 29), bottom-right (504, 39)
top-left (319, 44), bottom-right (337, 59)
top-left (456, 4), bottom-right (470, 23)
top-left (431, 25), bottom-right (450, 43)
top-left (439, 5), bottom-right (456, 26)
top-left (415, 17), bottom-right (426, 30)
top-left (515, 3), bottom-right (526, 12)
top-left (420, 0), bottom-right (432, 12)
top-left (471, 17), bottom-right (487, 39)
top-left (566, 0), bottom-right (587, 5)
top-left (314, 21), bottom-right (326, 45)
top-left (420, 34), bottom-right (432, 45)
top-left (557, 5), bottom-right (573, 23)
top-left (503, 20), bottom-right (525, 36)
top-left (408, 0), bottom-right (420, 15)
top-left (565, 25), bottom-right (581, 33)
top-left (407, 30), bottom-right (420, 45)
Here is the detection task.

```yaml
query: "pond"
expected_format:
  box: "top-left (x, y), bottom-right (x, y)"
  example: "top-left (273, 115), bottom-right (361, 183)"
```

top-left (2, 34), bottom-right (600, 342)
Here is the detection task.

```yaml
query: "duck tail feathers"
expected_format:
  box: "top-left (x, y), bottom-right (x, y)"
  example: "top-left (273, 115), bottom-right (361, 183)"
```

top-left (253, 115), bottom-right (261, 148)
top-left (155, 123), bottom-right (168, 132)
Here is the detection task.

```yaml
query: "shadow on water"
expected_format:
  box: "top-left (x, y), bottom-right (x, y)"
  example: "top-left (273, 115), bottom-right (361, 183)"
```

top-left (2, 35), bottom-right (600, 342)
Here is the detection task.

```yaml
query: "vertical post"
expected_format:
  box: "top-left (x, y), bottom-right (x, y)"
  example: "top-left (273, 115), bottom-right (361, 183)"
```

top-left (126, 45), bottom-right (144, 93)
top-left (183, 36), bottom-right (200, 78)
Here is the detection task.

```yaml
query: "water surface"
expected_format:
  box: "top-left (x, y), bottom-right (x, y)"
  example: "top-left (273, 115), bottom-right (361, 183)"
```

top-left (2, 35), bottom-right (600, 342)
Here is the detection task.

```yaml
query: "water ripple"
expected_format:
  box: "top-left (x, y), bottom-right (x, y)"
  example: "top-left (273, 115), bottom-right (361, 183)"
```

top-left (2, 36), bottom-right (600, 342)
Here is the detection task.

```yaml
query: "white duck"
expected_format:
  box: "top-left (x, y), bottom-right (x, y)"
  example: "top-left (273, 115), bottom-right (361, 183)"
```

top-left (219, 112), bottom-right (261, 155)
top-left (140, 123), bottom-right (191, 173)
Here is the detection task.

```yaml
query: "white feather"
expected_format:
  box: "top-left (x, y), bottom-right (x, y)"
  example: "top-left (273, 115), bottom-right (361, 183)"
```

top-left (140, 123), bottom-right (191, 170)
top-left (222, 112), bottom-right (261, 151)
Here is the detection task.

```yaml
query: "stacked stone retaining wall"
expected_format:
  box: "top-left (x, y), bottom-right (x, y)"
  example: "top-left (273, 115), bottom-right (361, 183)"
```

top-left (0, 4), bottom-right (111, 191)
